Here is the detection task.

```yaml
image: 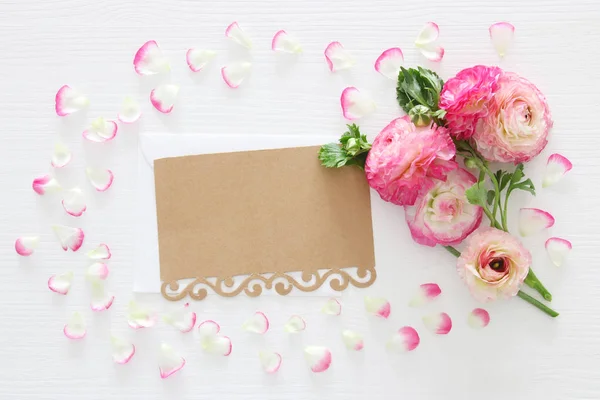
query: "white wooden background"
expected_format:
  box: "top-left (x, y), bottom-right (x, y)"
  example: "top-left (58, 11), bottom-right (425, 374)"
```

top-left (1, 0), bottom-right (599, 399)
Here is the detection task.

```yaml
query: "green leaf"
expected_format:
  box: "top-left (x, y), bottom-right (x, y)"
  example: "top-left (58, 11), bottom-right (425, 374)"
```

top-left (513, 178), bottom-right (536, 196)
top-left (465, 183), bottom-right (487, 206)
top-left (396, 67), bottom-right (444, 114)
top-left (486, 190), bottom-right (496, 205)
top-left (511, 163), bottom-right (524, 184)
top-left (499, 172), bottom-right (512, 191)
top-left (318, 124), bottom-right (372, 170)
top-left (318, 143), bottom-right (349, 168)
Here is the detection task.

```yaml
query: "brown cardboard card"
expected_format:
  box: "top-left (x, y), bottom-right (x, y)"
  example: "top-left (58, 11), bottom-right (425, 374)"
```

top-left (154, 145), bottom-right (376, 301)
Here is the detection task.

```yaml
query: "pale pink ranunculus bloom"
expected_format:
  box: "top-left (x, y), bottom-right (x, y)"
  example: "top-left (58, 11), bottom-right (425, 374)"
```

top-left (439, 65), bottom-right (502, 140)
top-left (472, 72), bottom-right (553, 163)
top-left (365, 116), bottom-right (457, 206)
top-left (405, 168), bottom-right (483, 247)
top-left (457, 228), bottom-right (531, 302)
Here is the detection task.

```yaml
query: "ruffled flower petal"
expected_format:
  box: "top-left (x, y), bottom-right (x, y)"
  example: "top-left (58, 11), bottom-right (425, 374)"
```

top-left (48, 271), bottom-right (74, 295)
top-left (542, 153), bottom-right (572, 188)
top-left (33, 175), bottom-right (61, 195)
top-left (61, 188), bottom-right (86, 217)
top-left (51, 143), bottom-right (72, 168)
top-left (341, 330), bottom-right (364, 351)
top-left (422, 312), bottom-right (452, 335)
top-left (518, 208), bottom-right (555, 237)
top-left (489, 22), bottom-right (515, 57)
top-left (86, 167), bottom-right (114, 192)
top-left (162, 303), bottom-right (196, 333)
top-left (127, 300), bottom-right (157, 329)
top-left (284, 315), bottom-right (306, 333)
top-left (82, 117), bottom-right (118, 143)
top-left (408, 283), bottom-right (442, 307)
top-left (52, 224), bottom-right (84, 252)
top-left (90, 280), bottom-right (115, 312)
top-left (15, 236), bottom-right (39, 256)
top-left (111, 335), bottom-right (135, 364)
top-left (386, 326), bottom-right (420, 352)
top-left (55, 85), bottom-right (89, 116)
top-left (340, 87), bottom-right (376, 120)
top-left (86, 262), bottom-right (109, 281)
top-left (545, 237), bottom-right (572, 267)
top-left (225, 22), bottom-right (252, 49)
top-left (324, 41), bottom-right (355, 72)
top-left (271, 30), bottom-right (302, 54)
top-left (133, 40), bottom-right (170, 76)
top-left (242, 311), bottom-right (269, 334)
top-left (198, 320), bottom-right (232, 356)
top-left (150, 84), bottom-right (179, 114)
top-left (158, 343), bottom-right (186, 379)
top-left (221, 62), bottom-right (252, 89)
top-left (374, 48), bottom-right (404, 80)
top-left (467, 308), bottom-right (490, 329)
top-left (64, 311), bottom-right (86, 339)
top-left (86, 244), bottom-right (111, 260)
top-left (186, 49), bottom-right (217, 72)
top-left (117, 96), bottom-right (141, 124)
top-left (304, 346), bottom-right (332, 373)
top-left (364, 296), bottom-right (391, 319)
top-left (415, 22), bottom-right (440, 46)
top-left (259, 351), bottom-right (282, 373)
top-left (321, 298), bottom-right (342, 315)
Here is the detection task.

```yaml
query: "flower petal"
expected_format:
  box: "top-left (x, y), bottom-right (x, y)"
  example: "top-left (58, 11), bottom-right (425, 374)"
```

top-left (51, 143), bottom-right (72, 168)
top-left (225, 22), bottom-right (252, 49)
top-left (82, 117), bottom-right (118, 143)
top-left (271, 30), bottom-right (302, 54)
top-left (127, 300), bottom-right (157, 329)
top-left (519, 208), bottom-right (555, 237)
top-left (90, 280), bottom-right (115, 312)
top-left (304, 346), bottom-right (332, 373)
top-left (321, 298), bottom-right (342, 315)
top-left (55, 85), bottom-right (89, 116)
top-left (86, 244), bottom-right (111, 260)
top-left (422, 312), bottom-right (452, 335)
top-left (324, 41), bottom-right (355, 72)
top-left (374, 48), bottom-right (404, 80)
top-left (162, 303), bottom-right (196, 333)
top-left (186, 49), bottom-right (217, 72)
top-left (417, 43), bottom-right (445, 62)
top-left (221, 62), bottom-right (252, 89)
top-left (489, 22), bottom-right (515, 57)
top-left (86, 262), bottom-right (109, 281)
top-left (52, 224), bottom-right (84, 252)
top-left (64, 311), bottom-right (86, 339)
top-left (415, 22), bottom-right (440, 45)
top-left (111, 335), bottom-right (136, 364)
top-left (284, 315), bottom-right (306, 333)
top-left (32, 175), bottom-right (61, 195)
top-left (61, 188), bottom-right (86, 217)
top-left (15, 236), bottom-right (39, 256)
top-left (340, 87), bottom-right (376, 120)
top-left (542, 153), bottom-right (573, 188)
top-left (408, 283), bottom-right (442, 307)
top-left (48, 271), bottom-right (74, 295)
top-left (117, 96), bottom-right (141, 124)
top-left (133, 40), bottom-right (170, 76)
top-left (259, 351), bottom-right (282, 373)
top-left (545, 237), bottom-right (572, 267)
top-left (242, 311), bottom-right (269, 334)
top-left (467, 308), bottom-right (490, 329)
top-left (341, 330), bottom-right (364, 351)
top-left (86, 167), bottom-right (114, 192)
top-left (158, 343), bottom-right (186, 379)
top-left (198, 319), bottom-right (221, 338)
top-left (150, 84), bottom-right (179, 114)
top-left (205, 336), bottom-right (232, 356)
top-left (386, 326), bottom-right (420, 352)
top-left (364, 296), bottom-right (391, 319)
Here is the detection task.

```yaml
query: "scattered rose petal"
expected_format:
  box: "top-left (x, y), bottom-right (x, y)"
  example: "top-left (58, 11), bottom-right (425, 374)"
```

top-left (304, 346), bottom-right (332, 373)
top-left (259, 351), bottom-right (282, 373)
top-left (341, 330), bottom-right (364, 351)
top-left (340, 87), bottom-right (376, 120)
top-left (271, 30), bottom-right (302, 54)
top-left (284, 315), bottom-right (306, 333)
top-left (51, 143), bottom-right (72, 168)
top-left (150, 84), bottom-right (179, 114)
top-left (467, 308), bottom-right (491, 329)
top-left (414, 22), bottom-right (444, 62)
top-left (86, 244), bottom-right (111, 260)
top-left (221, 62), bottom-right (252, 89)
top-left (162, 303), bottom-right (196, 333)
top-left (15, 236), bottom-right (39, 256)
top-left (198, 319), bottom-right (221, 338)
top-left (374, 48), bottom-right (404, 80)
top-left (117, 96), bottom-right (142, 124)
top-left (225, 22), bottom-right (252, 49)
top-left (55, 85), bottom-right (89, 116)
top-left (111, 335), bottom-right (136, 364)
top-left (364, 296), bottom-right (391, 318)
top-left (489, 22), bottom-right (515, 57)
top-left (386, 326), bottom-right (420, 352)
top-left (90, 280), bottom-right (114, 312)
top-left (321, 298), bottom-right (342, 315)
top-left (82, 117), bottom-right (118, 143)
top-left (324, 41), bottom-right (355, 72)
top-left (48, 271), bottom-right (74, 295)
top-left (86, 262), bottom-right (109, 281)
top-left (86, 167), bottom-right (114, 192)
top-left (158, 343), bottom-right (186, 379)
top-left (64, 311), bottom-right (86, 339)
top-left (32, 175), bottom-right (61, 195)
top-left (61, 188), bottom-right (86, 217)
top-left (422, 312), bottom-right (452, 335)
top-left (408, 283), bottom-right (442, 307)
top-left (133, 40), bottom-right (170, 76)
top-left (186, 49), bottom-right (217, 72)
top-left (127, 300), bottom-right (157, 329)
top-left (519, 208), bottom-right (555, 237)
top-left (198, 320), bottom-right (232, 356)
top-left (542, 154), bottom-right (573, 188)
top-left (418, 43), bottom-right (445, 62)
top-left (52, 224), bottom-right (84, 252)
top-left (242, 311), bottom-right (269, 334)
top-left (545, 237), bottom-right (572, 267)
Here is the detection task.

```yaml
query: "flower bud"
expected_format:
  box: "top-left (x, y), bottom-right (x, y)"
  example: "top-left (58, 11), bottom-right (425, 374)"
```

top-left (464, 158), bottom-right (477, 169)
top-left (409, 105), bottom-right (432, 127)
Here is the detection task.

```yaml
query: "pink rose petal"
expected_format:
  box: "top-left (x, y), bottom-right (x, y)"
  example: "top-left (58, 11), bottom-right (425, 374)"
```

top-left (387, 326), bottom-right (420, 352)
top-left (242, 311), bottom-right (269, 334)
top-left (133, 40), bottom-right (170, 76)
top-left (186, 49), bottom-right (216, 72)
top-left (423, 312), bottom-right (452, 335)
top-left (342, 330), bottom-right (364, 351)
top-left (340, 87), bottom-right (376, 120)
top-left (86, 168), bottom-right (114, 192)
top-left (90, 281), bottom-right (114, 312)
top-left (48, 271), bottom-right (74, 295)
top-left (225, 22), bottom-right (252, 49)
top-left (221, 62), bottom-right (252, 89)
top-left (272, 30), bottom-right (302, 54)
top-left (519, 208), bottom-right (555, 237)
top-left (51, 143), bottom-right (72, 168)
top-left (52, 224), bottom-right (84, 252)
top-left (117, 96), bottom-right (141, 124)
top-left (304, 346), bottom-right (332, 373)
top-left (127, 300), bottom-right (157, 329)
top-left (64, 312), bottom-right (86, 339)
top-left (163, 303), bottom-right (197, 333)
top-left (467, 308), bottom-right (491, 329)
top-left (418, 44), bottom-right (445, 62)
top-left (86, 262), bottom-right (109, 281)
top-left (545, 237), bottom-right (572, 267)
top-left (284, 315), bottom-right (306, 333)
top-left (321, 298), bottom-right (342, 315)
top-left (111, 335), bottom-right (136, 364)
top-left (415, 23), bottom-right (444, 62)
top-left (158, 343), bottom-right (186, 379)
top-left (61, 188), bottom-right (86, 217)
top-left (543, 153), bottom-right (573, 188)
top-left (150, 84), bottom-right (179, 113)
top-left (409, 283), bottom-right (442, 307)
top-left (86, 244), bottom-right (111, 260)
top-left (32, 174), bottom-right (61, 195)
top-left (324, 41), bottom-right (355, 72)
top-left (489, 22), bottom-right (515, 57)
top-left (374, 47), bottom-right (404, 80)
top-left (259, 351), bottom-right (282, 373)
top-left (15, 236), bottom-right (39, 256)
top-left (55, 85), bottom-right (88, 116)
top-left (364, 296), bottom-right (391, 319)
top-left (82, 117), bottom-right (118, 143)
top-left (198, 320), bottom-right (232, 356)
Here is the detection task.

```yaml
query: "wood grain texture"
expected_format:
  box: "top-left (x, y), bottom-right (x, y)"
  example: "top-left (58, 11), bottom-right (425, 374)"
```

top-left (1, 0), bottom-right (599, 399)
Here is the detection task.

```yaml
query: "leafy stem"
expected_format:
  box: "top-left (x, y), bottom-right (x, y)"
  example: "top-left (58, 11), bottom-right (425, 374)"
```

top-left (318, 124), bottom-right (371, 170)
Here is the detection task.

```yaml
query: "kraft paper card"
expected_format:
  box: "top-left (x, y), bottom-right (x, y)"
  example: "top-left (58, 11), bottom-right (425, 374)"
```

top-left (154, 145), bottom-right (376, 301)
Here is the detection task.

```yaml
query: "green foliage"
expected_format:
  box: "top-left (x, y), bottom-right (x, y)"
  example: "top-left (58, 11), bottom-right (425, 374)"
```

top-left (396, 67), bottom-right (444, 115)
top-left (318, 124), bottom-right (372, 170)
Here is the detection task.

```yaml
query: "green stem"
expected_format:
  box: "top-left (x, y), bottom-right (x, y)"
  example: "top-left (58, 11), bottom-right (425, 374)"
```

top-left (524, 269), bottom-right (553, 301)
top-left (501, 189), bottom-right (510, 231)
top-left (517, 290), bottom-right (559, 317)
top-left (444, 245), bottom-right (461, 257)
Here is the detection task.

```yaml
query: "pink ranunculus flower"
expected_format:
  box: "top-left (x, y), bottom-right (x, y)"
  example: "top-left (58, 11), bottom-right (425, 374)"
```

top-left (405, 168), bottom-right (483, 247)
top-left (365, 116), bottom-right (457, 206)
top-left (472, 72), bottom-right (553, 163)
top-left (439, 65), bottom-right (502, 140)
top-left (457, 228), bottom-right (531, 302)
